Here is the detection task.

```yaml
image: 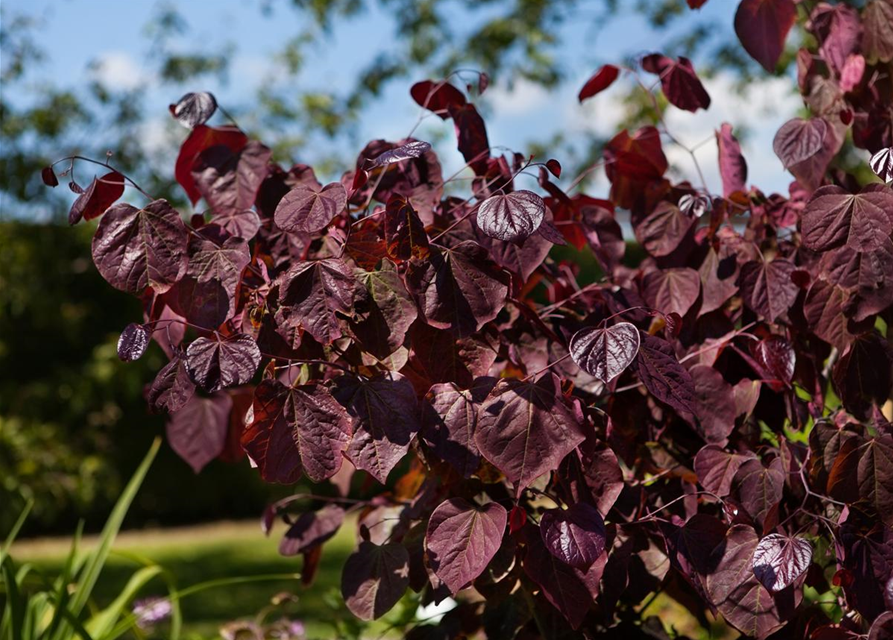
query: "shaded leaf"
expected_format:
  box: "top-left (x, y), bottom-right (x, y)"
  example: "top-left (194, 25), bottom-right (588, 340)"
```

top-left (68, 171), bottom-right (125, 225)
top-left (420, 379), bottom-right (494, 478)
top-left (175, 124), bottom-right (248, 205)
top-left (833, 332), bottom-right (893, 419)
top-left (632, 332), bottom-right (698, 415)
top-left (634, 201), bottom-right (694, 258)
top-left (734, 458), bottom-right (785, 527)
top-left (191, 140), bottom-right (272, 216)
top-left (539, 502), bottom-right (607, 569)
top-left (643, 267), bottom-right (701, 318)
top-left (717, 123), bottom-right (748, 196)
top-left (641, 54), bottom-right (711, 112)
top-left (341, 541), bottom-right (410, 621)
top-left (734, 0), bottom-right (797, 72)
top-left (166, 392), bottom-right (232, 473)
top-left (349, 261), bottom-right (417, 359)
top-left (410, 80), bottom-right (467, 118)
top-left (147, 357), bottom-right (195, 414)
top-left (773, 118), bottom-right (827, 169)
top-left (695, 445), bottom-right (754, 497)
top-left (739, 257), bottom-right (798, 322)
top-left (280, 504), bottom-right (345, 556)
top-left (383, 194), bottom-right (429, 261)
top-left (41, 166), bottom-right (58, 187)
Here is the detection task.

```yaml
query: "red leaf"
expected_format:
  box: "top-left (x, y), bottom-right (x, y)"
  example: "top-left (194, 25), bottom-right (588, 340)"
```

top-left (383, 194), bottom-right (430, 261)
top-left (578, 65), bottom-right (620, 103)
top-left (773, 117), bottom-right (827, 169)
top-left (274, 182), bottom-right (347, 234)
top-left (69, 171), bottom-right (125, 225)
top-left (632, 332), bottom-right (698, 416)
top-left (420, 379), bottom-right (494, 478)
top-left (191, 140), bottom-right (272, 216)
top-left (641, 54), bottom-right (711, 112)
top-left (716, 123), bottom-right (748, 196)
top-left (643, 267), bottom-right (702, 318)
top-left (448, 103), bottom-right (490, 175)
top-left (41, 166), bottom-right (58, 187)
top-left (801, 184), bottom-right (893, 252)
top-left (280, 504), bottom-right (345, 556)
top-left (175, 124), bottom-right (248, 205)
top-left (734, 0), bottom-right (797, 72)
top-left (410, 80), bottom-right (467, 119)
top-left (739, 257), bottom-right (798, 322)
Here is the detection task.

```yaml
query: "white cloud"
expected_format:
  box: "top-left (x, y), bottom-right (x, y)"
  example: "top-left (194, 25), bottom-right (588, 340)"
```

top-left (90, 51), bottom-right (153, 90)
top-left (486, 78), bottom-right (552, 116)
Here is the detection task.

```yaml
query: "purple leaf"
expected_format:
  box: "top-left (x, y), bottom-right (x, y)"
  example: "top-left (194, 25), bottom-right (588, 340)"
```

top-left (863, 0), bottom-right (893, 65)
top-left (147, 357), bottom-right (196, 414)
top-left (833, 332), bottom-right (893, 419)
top-left (117, 323), bottom-right (150, 362)
top-left (213, 208), bottom-right (261, 241)
top-left (539, 502), bottom-right (607, 569)
top-left (425, 498), bottom-right (507, 594)
top-left (752, 534), bottom-right (812, 593)
top-left (734, 458), bottom-right (785, 527)
top-left (801, 184), bottom-right (893, 252)
top-left (569, 321), bottom-right (640, 384)
top-left (773, 118), bottom-right (827, 169)
top-left (280, 504), bottom-right (345, 556)
top-left (716, 123), bottom-right (748, 196)
top-left (332, 373), bottom-right (420, 484)
top-left (578, 64), bottom-right (620, 103)
top-left (274, 182), bottom-right (348, 234)
top-left (475, 372), bottom-right (586, 498)
top-left (364, 141), bottom-right (432, 169)
top-left (739, 257), bottom-right (798, 322)
top-left (870, 148), bottom-right (893, 183)
top-left (68, 171), bottom-right (125, 225)
top-left (91, 199), bottom-right (188, 295)
top-left (632, 332), bottom-right (698, 416)
top-left (166, 392), bottom-right (232, 473)
top-left (192, 141), bottom-right (272, 216)
top-left (634, 201), bottom-right (694, 258)
top-left (341, 541), bottom-right (410, 621)
top-left (410, 80), bottom-right (466, 118)
top-left (476, 190), bottom-right (546, 243)
top-left (349, 261), bottom-right (418, 360)
top-left (695, 445), bottom-right (755, 497)
top-left (752, 335), bottom-right (796, 388)
top-left (41, 166), bottom-right (58, 187)
top-left (185, 333), bottom-right (261, 392)
top-left (448, 103), bottom-right (490, 175)
top-left (170, 91), bottom-right (217, 128)
top-left (241, 379), bottom-right (352, 484)
top-left (643, 267), bottom-right (701, 318)
top-left (383, 194), bottom-right (430, 261)
top-left (689, 364), bottom-right (737, 444)
top-left (420, 380), bottom-right (493, 478)
top-left (641, 54), bottom-right (711, 112)
top-left (734, 0), bottom-right (797, 72)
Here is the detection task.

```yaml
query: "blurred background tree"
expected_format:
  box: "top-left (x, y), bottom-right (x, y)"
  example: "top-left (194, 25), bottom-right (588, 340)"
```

top-left (0, 0), bottom-right (805, 535)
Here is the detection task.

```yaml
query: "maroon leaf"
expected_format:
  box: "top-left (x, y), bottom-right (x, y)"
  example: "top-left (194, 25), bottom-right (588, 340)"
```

top-left (147, 357), bottom-right (195, 414)
top-left (277, 258), bottom-right (363, 345)
top-left (383, 194), bottom-right (429, 261)
top-left (410, 80), bottom-right (467, 118)
top-left (41, 166), bottom-right (58, 187)
top-left (170, 91), bottom-right (217, 128)
top-left (690, 364), bottom-right (737, 444)
top-left (213, 208), bottom-right (261, 241)
top-left (699, 244), bottom-right (739, 315)
top-left (365, 141), bottom-right (432, 169)
top-left (643, 268), bottom-right (701, 318)
top-left (68, 171), bottom-right (125, 225)
top-left (863, 0), bottom-right (893, 64)
top-left (274, 182), bottom-right (347, 234)
top-left (734, 457), bottom-right (785, 527)
top-left (191, 140), bottom-right (272, 216)
top-left (117, 323), bottom-right (149, 362)
top-left (569, 322), bottom-right (640, 384)
top-left (739, 257), bottom-right (798, 322)
top-left (476, 190), bottom-right (546, 243)
top-left (679, 193), bottom-right (710, 218)
top-left (539, 502), bottom-right (607, 569)
top-left (425, 498), bottom-right (507, 594)
top-left (332, 373), bottom-right (420, 483)
top-left (752, 335), bottom-right (796, 388)
top-left (870, 148), bottom-right (893, 183)
top-left (185, 232), bottom-right (250, 318)
top-left (448, 103), bottom-right (490, 175)
top-left (833, 332), bottom-right (893, 419)
top-left (241, 379), bottom-right (352, 483)
top-left (341, 541), bottom-right (410, 621)
top-left (695, 445), bottom-right (755, 497)
top-left (166, 392), bottom-right (232, 473)
top-left (773, 118), bottom-right (827, 169)
top-left (175, 125), bottom-right (248, 205)
top-left (632, 332), bottom-right (698, 416)
top-left (91, 199), bottom-right (188, 295)
top-left (734, 0), bottom-right (797, 72)
top-left (185, 333), bottom-right (261, 392)
top-left (405, 241), bottom-right (509, 337)
top-left (717, 123), bottom-right (748, 196)
top-left (280, 504), bottom-right (345, 556)
top-left (349, 261), bottom-right (418, 360)
top-left (476, 373), bottom-right (586, 498)
top-left (578, 65), bottom-right (620, 103)
top-left (634, 201), bottom-right (694, 258)
top-left (420, 380), bottom-right (493, 478)
top-left (641, 54), bottom-right (711, 112)
top-left (811, 3), bottom-right (862, 73)
top-left (801, 184), bottom-right (893, 252)
top-left (545, 159), bottom-right (561, 178)
top-left (752, 534), bottom-right (812, 593)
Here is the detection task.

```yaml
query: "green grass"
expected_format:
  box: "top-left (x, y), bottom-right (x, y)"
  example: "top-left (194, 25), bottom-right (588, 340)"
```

top-left (12, 519), bottom-right (360, 639)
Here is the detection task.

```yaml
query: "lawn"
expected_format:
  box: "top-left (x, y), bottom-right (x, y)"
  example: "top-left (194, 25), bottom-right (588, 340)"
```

top-left (12, 519), bottom-right (366, 639)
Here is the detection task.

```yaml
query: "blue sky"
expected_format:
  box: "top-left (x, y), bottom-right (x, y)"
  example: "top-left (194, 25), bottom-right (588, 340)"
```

top-left (5, 0), bottom-right (803, 200)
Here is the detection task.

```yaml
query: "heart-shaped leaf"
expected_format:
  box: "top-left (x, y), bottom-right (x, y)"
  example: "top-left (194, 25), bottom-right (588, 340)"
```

top-left (349, 261), bottom-right (418, 360)
top-left (569, 322), bottom-right (640, 384)
top-left (476, 190), bottom-right (546, 243)
top-left (280, 504), bottom-right (345, 556)
top-left (117, 323), bottom-right (150, 362)
top-left (274, 182), bottom-right (347, 233)
top-left (425, 498), bottom-right (507, 594)
top-left (341, 541), bottom-right (409, 621)
top-left (641, 54), bottom-right (711, 112)
top-left (421, 379), bottom-right (494, 478)
top-left (148, 357), bottom-right (195, 414)
top-left (739, 257), bottom-right (798, 322)
top-left (734, 0), bottom-right (797, 72)
top-left (752, 534), bottom-right (812, 593)
top-left (175, 125), bottom-right (248, 205)
top-left (734, 458), bottom-right (785, 527)
top-left (185, 333), bottom-right (261, 392)
top-left (871, 148), bottom-right (893, 183)
top-left (539, 502), bottom-right (607, 569)
top-left (773, 118), bottom-right (827, 169)
top-left (801, 184), bottom-right (893, 252)
top-left (191, 141), bottom-right (272, 216)
top-left (475, 372), bottom-right (586, 498)
top-left (170, 91), bottom-right (217, 128)
top-left (166, 392), bottom-right (232, 473)
top-left (695, 445), bottom-right (755, 497)
top-left (643, 267), bottom-right (701, 318)
top-left (383, 194), bottom-right (429, 261)
top-left (632, 332), bottom-right (698, 416)
top-left (91, 199), bottom-right (188, 295)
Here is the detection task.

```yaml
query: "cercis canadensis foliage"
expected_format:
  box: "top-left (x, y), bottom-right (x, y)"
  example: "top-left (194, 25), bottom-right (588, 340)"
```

top-left (44, 2), bottom-right (893, 636)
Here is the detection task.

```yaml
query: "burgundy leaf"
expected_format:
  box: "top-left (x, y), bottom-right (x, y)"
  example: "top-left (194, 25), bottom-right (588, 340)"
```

top-left (175, 125), bottom-right (248, 205)
top-left (739, 257), bottom-right (798, 322)
top-left (833, 332), bottom-right (893, 419)
top-left (474, 225), bottom-right (552, 281)
top-left (811, 3), bottom-right (862, 73)
top-left (734, 457), bottom-right (785, 527)
top-left (191, 140), bottom-right (272, 216)
top-left (332, 373), bottom-right (420, 483)
top-left (752, 534), bottom-right (812, 593)
top-left (604, 126), bottom-right (668, 210)
top-left (717, 123), bottom-right (748, 196)
top-left (695, 445), bottom-right (755, 497)
top-left (383, 194), bottom-right (429, 261)
top-left (545, 159), bottom-right (561, 178)
top-left (68, 171), bottom-right (125, 225)
top-left (147, 357), bottom-right (195, 414)
top-left (280, 504), bottom-right (345, 556)
top-left (341, 541), bottom-right (410, 621)
top-left (410, 80), bottom-right (467, 118)
top-left (405, 241), bottom-right (509, 337)
top-left (752, 335), bottom-right (796, 388)
top-left (690, 364), bottom-right (737, 444)
top-left (277, 258), bottom-right (363, 344)
top-left (773, 118), bottom-right (827, 169)
top-left (166, 392), bottom-right (232, 473)
top-left (403, 323), bottom-right (498, 393)
top-left (863, 0), bottom-right (893, 64)
top-left (170, 91), bottom-right (217, 128)
top-left (349, 261), bottom-right (418, 360)
top-left (804, 280), bottom-right (859, 351)
top-left (117, 323), bottom-right (149, 362)
top-left (569, 322), bottom-right (640, 384)
top-left (186, 232), bottom-right (250, 306)
top-left (632, 332), bottom-right (698, 416)
top-left (241, 379), bottom-right (352, 483)
top-left (699, 244), bottom-right (739, 315)
top-left (578, 65), bottom-right (620, 103)
top-left (365, 141), bottom-right (432, 169)
top-left (476, 190), bottom-right (546, 243)
top-left (476, 372), bottom-right (586, 498)
top-left (91, 199), bottom-right (188, 295)
top-left (870, 148), bottom-right (893, 183)
top-left (634, 201), bottom-right (694, 258)
top-left (641, 54), bottom-right (711, 112)
top-left (274, 182), bottom-right (347, 234)
top-left (801, 184), bottom-right (893, 252)
top-left (41, 166), bottom-right (58, 187)
top-left (426, 498), bottom-right (507, 594)
top-left (643, 267), bottom-right (701, 318)
top-left (421, 380), bottom-right (493, 478)
top-left (539, 502), bottom-right (607, 569)
top-left (185, 333), bottom-right (261, 392)
top-left (213, 208), bottom-right (261, 241)
top-left (448, 103), bottom-right (490, 175)
top-left (734, 0), bottom-right (797, 72)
